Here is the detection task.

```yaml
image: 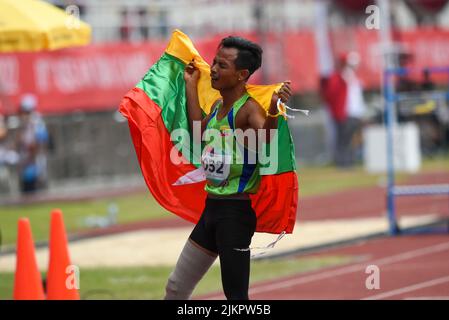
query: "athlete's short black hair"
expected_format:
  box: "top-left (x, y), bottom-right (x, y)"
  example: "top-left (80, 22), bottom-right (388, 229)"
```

top-left (219, 36), bottom-right (263, 79)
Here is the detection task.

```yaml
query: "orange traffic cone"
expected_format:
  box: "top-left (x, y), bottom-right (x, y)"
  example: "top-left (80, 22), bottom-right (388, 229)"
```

top-left (13, 218), bottom-right (45, 300)
top-left (46, 209), bottom-right (80, 300)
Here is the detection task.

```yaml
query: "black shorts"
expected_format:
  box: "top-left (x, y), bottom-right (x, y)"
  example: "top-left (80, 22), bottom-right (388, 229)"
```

top-left (189, 198), bottom-right (257, 254)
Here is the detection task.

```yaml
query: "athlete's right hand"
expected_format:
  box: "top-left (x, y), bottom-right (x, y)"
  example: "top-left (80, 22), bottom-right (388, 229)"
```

top-left (184, 60), bottom-right (200, 86)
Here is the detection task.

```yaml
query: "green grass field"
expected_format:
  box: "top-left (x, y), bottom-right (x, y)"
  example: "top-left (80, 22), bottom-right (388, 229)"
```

top-left (0, 254), bottom-right (354, 300)
top-left (0, 155), bottom-right (447, 247)
top-left (0, 193), bottom-right (168, 247)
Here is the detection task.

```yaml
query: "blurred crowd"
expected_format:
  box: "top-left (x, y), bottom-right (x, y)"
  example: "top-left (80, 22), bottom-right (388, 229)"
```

top-left (319, 51), bottom-right (449, 169)
top-left (0, 95), bottom-right (49, 195)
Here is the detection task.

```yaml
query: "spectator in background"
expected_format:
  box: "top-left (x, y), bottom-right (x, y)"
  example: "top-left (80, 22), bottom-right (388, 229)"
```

top-left (396, 52), bottom-right (418, 93)
top-left (320, 52), bottom-right (367, 168)
top-left (138, 8), bottom-right (149, 40)
top-left (419, 68), bottom-right (449, 153)
top-left (120, 9), bottom-right (132, 42)
top-left (16, 94), bottom-right (49, 194)
top-left (0, 103), bottom-right (6, 141)
top-left (421, 69), bottom-right (436, 91)
top-left (0, 101), bottom-right (18, 166)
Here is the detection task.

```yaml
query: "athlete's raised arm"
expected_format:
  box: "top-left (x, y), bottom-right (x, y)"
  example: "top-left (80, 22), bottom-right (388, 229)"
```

top-left (184, 61), bottom-right (219, 139)
top-left (247, 80), bottom-right (292, 143)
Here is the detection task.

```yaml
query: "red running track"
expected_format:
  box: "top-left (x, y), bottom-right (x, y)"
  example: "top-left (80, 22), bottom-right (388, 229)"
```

top-left (298, 172), bottom-right (449, 221)
top-left (75, 171), bottom-right (449, 238)
top-left (199, 234), bottom-right (449, 300)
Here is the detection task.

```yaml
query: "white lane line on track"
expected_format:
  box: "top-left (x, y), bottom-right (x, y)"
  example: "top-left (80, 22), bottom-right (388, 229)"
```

top-left (205, 240), bottom-right (449, 300)
top-left (363, 275), bottom-right (449, 300)
top-left (403, 296), bottom-right (449, 300)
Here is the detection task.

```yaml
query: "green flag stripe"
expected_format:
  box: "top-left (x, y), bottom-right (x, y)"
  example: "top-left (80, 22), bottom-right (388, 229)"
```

top-left (136, 53), bottom-right (201, 166)
top-left (136, 53), bottom-right (187, 133)
top-left (278, 117), bottom-right (297, 172)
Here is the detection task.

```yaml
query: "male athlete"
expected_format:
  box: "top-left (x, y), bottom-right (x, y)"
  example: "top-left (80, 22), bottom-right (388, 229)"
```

top-left (164, 36), bottom-right (292, 300)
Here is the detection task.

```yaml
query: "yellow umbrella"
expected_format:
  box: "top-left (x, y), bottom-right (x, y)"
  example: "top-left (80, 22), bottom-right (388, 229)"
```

top-left (0, 0), bottom-right (91, 52)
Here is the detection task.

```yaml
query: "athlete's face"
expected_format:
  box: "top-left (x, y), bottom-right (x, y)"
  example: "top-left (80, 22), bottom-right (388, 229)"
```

top-left (210, 47), bottom-right (247, 90)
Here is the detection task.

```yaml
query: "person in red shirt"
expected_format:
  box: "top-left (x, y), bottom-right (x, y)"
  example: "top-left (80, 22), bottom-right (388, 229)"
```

top-left (321, 52), bottom-right (367, 167)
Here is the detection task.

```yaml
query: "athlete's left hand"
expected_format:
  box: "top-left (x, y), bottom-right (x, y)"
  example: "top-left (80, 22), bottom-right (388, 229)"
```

top-left (269, 80), bottom-right (292, 114)
top-left (277, 81), bottom-right (292, 103)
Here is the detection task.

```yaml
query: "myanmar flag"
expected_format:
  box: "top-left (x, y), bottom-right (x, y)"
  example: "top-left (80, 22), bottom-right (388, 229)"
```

top-left (119, 30), bottom-right (298, 234)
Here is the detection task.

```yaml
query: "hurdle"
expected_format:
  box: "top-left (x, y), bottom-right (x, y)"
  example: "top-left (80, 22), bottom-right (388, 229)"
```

top-left (383, 66), bottom-right (449, 235)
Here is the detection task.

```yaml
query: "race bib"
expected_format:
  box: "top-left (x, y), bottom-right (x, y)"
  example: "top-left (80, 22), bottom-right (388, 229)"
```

top-left (201, 147), bottom-right (231, 186)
